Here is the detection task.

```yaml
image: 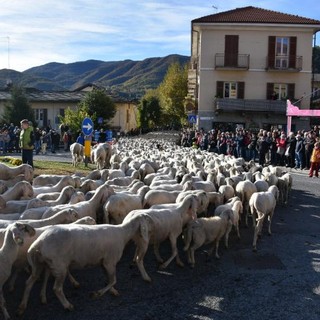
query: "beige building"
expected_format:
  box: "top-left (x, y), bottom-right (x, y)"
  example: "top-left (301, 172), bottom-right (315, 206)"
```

top-left (188, 6), bottom-right (320, 132)
top-left (0, 85), bottom-right (138, 133)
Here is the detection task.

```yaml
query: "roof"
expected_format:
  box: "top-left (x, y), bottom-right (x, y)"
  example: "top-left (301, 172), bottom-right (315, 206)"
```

top-left (192, 6), bottom-right (320, 25)
top-left (0, 90), bottom-right (86, 102)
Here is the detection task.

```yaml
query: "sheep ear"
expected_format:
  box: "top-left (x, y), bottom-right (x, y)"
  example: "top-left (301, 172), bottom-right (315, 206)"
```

top-left (24, 224), bottom-right (36, 237)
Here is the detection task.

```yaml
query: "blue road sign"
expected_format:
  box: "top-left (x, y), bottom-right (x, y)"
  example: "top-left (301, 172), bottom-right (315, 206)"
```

top-left (188, 114), bottom-right (197, 124)
top-left (82, 117), bottom-right (94, 136)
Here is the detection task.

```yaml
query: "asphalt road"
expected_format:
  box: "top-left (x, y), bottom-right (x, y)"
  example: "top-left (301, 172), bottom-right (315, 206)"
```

top-left (3, 168), bottom-right (320, 320)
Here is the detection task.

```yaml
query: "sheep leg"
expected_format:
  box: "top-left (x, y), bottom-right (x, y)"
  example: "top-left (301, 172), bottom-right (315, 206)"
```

top-left (159, 235), bottom-right (178, 269)
top-left (153, 243), bottom-right (164, 264)
top-left (8, 269), bottom-right (19, 292)
top-left (0, 290), bottom-right (10, 320)
top-left (135, 243), bottom-right (152, 282)
top-left (68, 271), bottom-right (80, 288)
top-left (52, 272), bottom-right (74, 311)
top-left (215, 238), bottom-right (221, 259)
top-left (253, 215), bottom-right (265, 252)
top-left (91, 263), bottom-right (117, 298)
top-left (40, 268), bottom-right (50, 304)
top-left (224, 223), bottom-right (232, 249)
top-left (235, 222), bottom-right (241, 239)
top-left (17, 265), bottom-right (44, 316)
top-left (267, 212), bottom-right (274, 235)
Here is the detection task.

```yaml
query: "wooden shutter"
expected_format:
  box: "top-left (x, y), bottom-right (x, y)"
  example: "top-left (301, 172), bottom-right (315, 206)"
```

top-left (225, 35), bottom-right (239, 67)
top-left (267, 83), bottom-right (274, 100)
top-left (289, 37), bottom-right (297, 68)
top-left (237, 82), bottom-right (245, 99)
top-left (43, 109), bottom-right (48, 127)
top-left (268, 36), bottom-right (276, 68)
top-left (287, 83), bottom-right (295, 99)
top-left (216, 81), bottom-right (224, 98)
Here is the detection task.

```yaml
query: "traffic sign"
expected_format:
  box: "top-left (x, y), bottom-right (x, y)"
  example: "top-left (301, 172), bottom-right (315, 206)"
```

top-left (188, 114), bottom-right (197, 124)
top-left (82, 117), bottom-right (94, 135)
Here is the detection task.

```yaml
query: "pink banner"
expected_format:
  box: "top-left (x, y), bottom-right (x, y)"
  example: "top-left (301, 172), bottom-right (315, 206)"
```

top-left (286, 100), bottom-right (320, 117)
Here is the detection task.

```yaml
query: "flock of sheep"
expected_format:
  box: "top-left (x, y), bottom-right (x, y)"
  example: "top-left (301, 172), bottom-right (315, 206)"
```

top-left (0, 137), bottom-right (293, 319)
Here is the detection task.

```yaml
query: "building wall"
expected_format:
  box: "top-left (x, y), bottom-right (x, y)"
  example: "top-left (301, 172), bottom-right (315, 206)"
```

top-left (192, 23), bottom-right (316, 131)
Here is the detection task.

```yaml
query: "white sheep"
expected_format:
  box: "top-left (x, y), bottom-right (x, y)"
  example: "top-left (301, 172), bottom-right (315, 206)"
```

top-left (91, 142), bottom-right (112, 169)
top-left (70, 142), bottom-right (84, 166)
top-left (17, 214), bottom-right (150, 313)
top-left (0, 163), bottom-right (33, 182)
top-left (41, 184), bottom-right (114, 221)
top-left (0, 181), bottom-right (34, 209)
top-left (218, 185), bottom-right (235, 202)
top-left (0, 222), bottom-right (35, 320)
top-left (235, 180), bottom-right (257, 226)
top-left (183, 208), bottom-right (234, 267)
top-left (123, 194), bottom-right (198, 282)
top-left (249, 185), bottom-right (279, 251)
top-left (103, 185), bottom-right (150, 224)
top-left (32, 176), bottom-right (75, 197)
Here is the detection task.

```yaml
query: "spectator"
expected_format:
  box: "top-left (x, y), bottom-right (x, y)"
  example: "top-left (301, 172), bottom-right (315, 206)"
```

top-left (295, 134), bottom-right (304, 169)
top-left (34, 128), bottom-right (42, 155)
top-left (248, 133), bottom-right (258, 161)
top-left (276, 133), bottom-right (286, 166)
top-left (76, 132), bottom-right (85, 146)
top-left (257, 135), bottom-right (269, 166)
top-left (19, 119), bottom-right (34, 168)
top-left (309, 142), bottom-right (320, 177)
top-left (285, 132), bottom-right (297, 168)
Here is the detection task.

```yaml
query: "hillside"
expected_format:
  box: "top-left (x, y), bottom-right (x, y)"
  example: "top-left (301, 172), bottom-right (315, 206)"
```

top-left (0, 54), bottom-right (189, 98)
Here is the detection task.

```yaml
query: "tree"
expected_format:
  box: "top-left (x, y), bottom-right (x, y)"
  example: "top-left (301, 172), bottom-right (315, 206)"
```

top-left (58, 105), bottom-right (91, 138)
top-left (158, 62), bottom-right (188, 127)
top-left (2, 85), bottom-right (35, 126)
top-left (138, 89), bottom-right (162, 130)
top-left (79, 89), bottom-right (116, 128)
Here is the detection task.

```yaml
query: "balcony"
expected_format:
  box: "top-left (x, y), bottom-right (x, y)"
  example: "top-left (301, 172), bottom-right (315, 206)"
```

top-left (266, 55), bottom-right (302, 72)
top-left (214, 98), bottom-right (287, 113)
top-left (215, 53), bottom-right (250, 70)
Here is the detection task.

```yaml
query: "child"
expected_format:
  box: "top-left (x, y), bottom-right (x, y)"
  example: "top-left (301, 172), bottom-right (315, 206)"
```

top-left (309, 142), bottom-right (320, 177)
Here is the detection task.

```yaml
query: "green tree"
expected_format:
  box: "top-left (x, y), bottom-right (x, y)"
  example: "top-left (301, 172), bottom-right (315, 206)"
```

top-left (79, 89), bottom-right (116, 128)
top-left (158, 62), bottom-right (188, 127)
top-left (2, 85), bottom-right (35, 126)
top-left (138, 89), bottom-right (162, 130)
top-left (59, 105), bottom-right (92, 138)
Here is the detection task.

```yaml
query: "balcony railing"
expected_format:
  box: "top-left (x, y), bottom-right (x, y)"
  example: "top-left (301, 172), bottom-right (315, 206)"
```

top-left (266, 55), bottom-right (302, 71)
top-left (214, 98), bottom-right (288, 113)
top-left (215, 53), bottom-right (250, 69)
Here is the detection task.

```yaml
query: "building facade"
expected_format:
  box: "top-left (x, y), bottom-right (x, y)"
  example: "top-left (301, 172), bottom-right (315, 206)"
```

top-left (0, 87), bottom-right (137, 133)
top-left (188, 6), bottom-right (320, 132)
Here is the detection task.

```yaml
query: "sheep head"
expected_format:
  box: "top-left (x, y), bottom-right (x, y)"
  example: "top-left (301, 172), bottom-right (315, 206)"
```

top-left (11, 222), bottom-right (36, 245)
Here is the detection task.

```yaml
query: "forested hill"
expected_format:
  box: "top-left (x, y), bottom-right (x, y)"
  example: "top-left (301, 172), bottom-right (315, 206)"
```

top-left (0, 54), bottom-right (190, 98)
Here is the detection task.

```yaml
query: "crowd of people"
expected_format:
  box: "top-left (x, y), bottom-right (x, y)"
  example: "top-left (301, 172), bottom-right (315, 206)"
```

top-left (180, 126), bottom-right (320, 177)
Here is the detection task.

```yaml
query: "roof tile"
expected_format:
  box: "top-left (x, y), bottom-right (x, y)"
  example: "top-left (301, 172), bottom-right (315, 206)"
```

top-left (192, 6), bottom-right (320, 25)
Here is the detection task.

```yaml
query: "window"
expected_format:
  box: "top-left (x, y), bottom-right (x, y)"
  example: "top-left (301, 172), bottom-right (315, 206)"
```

top-left (268, 36), bottom-right (297, 69)
top-left (273, 83), bottom-right (288, 100)
top-left (34, 108), bottom-right (44, 121)
top-left (275, 37), bottom-right (289, 69)
top-left (216, 81), bottom-right (245, 99)
top-left (267, 83), bottom-right (295, 100)
top-left (224, 82), bottom-right (238, 99)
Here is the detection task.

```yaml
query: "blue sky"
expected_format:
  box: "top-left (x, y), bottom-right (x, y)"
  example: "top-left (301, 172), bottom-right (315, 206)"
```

top-left (1, 0), bottom-right (320, 72)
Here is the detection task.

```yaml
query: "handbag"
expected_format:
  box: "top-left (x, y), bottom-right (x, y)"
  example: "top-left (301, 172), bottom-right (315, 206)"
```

top-left (285, 146), bottom-right (290, 157)
top-left (277, 146), bottom-right (285, 155)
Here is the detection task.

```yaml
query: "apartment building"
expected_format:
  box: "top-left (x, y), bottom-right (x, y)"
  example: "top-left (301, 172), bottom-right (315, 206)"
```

top-left (188, 6), bottom-right (320, 132)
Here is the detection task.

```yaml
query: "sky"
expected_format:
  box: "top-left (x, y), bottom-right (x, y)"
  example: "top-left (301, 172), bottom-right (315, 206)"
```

top-left (1, 0), bottom-right (320, 72)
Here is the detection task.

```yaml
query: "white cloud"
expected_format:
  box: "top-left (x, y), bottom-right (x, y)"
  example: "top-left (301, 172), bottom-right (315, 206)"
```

top-left (0, 0), bottom-right (319, 71)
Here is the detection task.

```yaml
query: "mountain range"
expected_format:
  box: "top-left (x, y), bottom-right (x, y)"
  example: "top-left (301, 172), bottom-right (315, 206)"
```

top-left (0, 54), bottom-right (189, 99)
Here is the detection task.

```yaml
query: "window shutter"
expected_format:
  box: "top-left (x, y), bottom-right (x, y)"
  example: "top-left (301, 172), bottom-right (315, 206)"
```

top-left (267, 83), bottom-right (274, 100)
top-left (43, 109), bottom-right (48, 127)
top-left (289, 37), bottom-right (297, 68)
top-left (268, 36), bottom-right (276, 68)
top-left (225, 35), bottom-right (239, 67)
top-left (216, 81), bottom-right (224, 98)
top-left (237, 82), bottom-right (245, 99)
top-left (287, 83), bottom-right (295, 100)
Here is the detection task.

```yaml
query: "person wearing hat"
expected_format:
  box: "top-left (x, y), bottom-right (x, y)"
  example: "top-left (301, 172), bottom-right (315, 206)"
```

top-left (19, 119), bottom-right (35, 167)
